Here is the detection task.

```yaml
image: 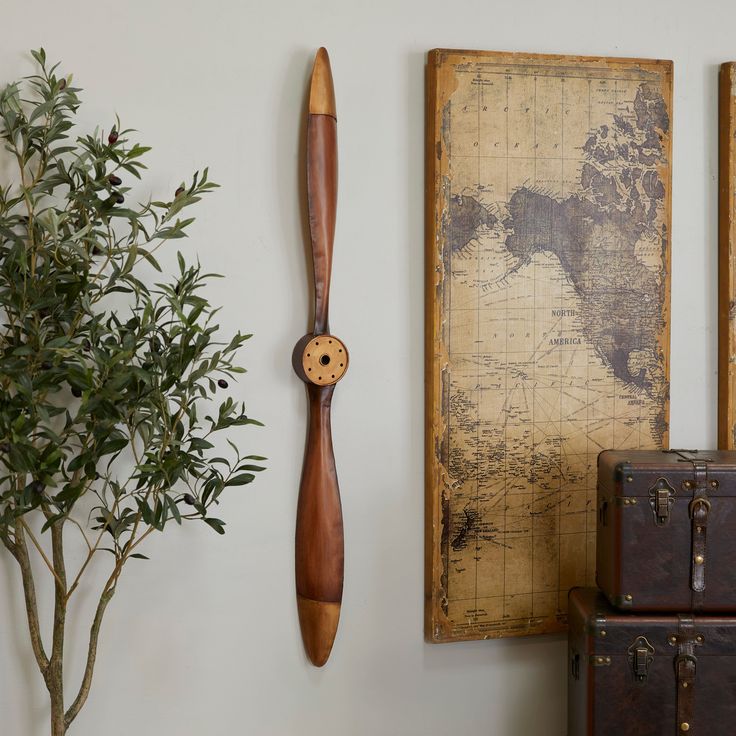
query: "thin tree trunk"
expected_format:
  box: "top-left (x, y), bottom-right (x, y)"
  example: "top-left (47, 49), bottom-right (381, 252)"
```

top-left (47, 521), bottom-right (68, 736)
top-left (50, 684), bottom-right (66, 736)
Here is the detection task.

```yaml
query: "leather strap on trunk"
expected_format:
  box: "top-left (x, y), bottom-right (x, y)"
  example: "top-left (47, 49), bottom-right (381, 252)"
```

top-left (689, 461), bottom-right (710, 610)
top-left (674, 616), bottom-right (699, 735)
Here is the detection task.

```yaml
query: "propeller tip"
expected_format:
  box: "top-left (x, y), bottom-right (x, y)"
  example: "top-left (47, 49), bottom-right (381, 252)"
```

top-left (297, 595), bottom-right (340, 666)
top-left (309, 48), bottom-right (336, 118)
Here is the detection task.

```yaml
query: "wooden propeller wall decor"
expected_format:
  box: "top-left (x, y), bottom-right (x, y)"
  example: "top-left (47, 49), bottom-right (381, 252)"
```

top-left (292, 47), bottom-right (348, 667)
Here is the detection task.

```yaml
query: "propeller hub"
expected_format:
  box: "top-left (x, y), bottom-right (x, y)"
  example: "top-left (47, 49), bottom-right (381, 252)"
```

top-left (299, 334), bottom-right (348, 386)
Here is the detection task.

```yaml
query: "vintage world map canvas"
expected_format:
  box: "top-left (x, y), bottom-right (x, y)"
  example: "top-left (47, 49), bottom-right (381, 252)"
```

top-left (425, 50), bottom-right (672, 642)
top-left (719, 62), bottom-right (736, 450)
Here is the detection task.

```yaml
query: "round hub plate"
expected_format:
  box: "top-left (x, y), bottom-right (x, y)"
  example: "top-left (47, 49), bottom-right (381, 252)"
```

top-left (301, 335), bottom-right (348, 386)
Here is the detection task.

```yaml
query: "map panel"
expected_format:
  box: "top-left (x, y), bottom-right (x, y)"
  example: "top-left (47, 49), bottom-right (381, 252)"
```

top-left (719, 63), bottom-right (736, 450)
top-left (425, 50), bottom-right (672, 642)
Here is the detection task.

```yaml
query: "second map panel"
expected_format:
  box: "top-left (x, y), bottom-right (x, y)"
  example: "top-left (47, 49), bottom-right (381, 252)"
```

top-left (425, 50), bottom-right (672, 642)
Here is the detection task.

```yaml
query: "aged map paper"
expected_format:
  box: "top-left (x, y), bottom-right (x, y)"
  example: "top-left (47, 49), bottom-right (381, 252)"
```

top-left (719, 63), bottom-right (736, 450)
top-left (425, 50), bottom-right (672, 642)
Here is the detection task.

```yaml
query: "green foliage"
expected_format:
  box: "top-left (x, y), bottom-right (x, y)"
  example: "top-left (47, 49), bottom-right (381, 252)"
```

top-left (0, 48), bottom-right (264, 562)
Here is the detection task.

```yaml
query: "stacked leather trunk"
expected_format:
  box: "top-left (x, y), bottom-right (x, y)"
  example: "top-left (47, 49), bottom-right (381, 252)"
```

top-left (568, 450), bottom-right (736, 735)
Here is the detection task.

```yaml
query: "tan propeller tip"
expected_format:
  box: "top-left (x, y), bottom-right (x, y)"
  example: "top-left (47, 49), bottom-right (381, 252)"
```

top-left (297, 595), bottom-right (341, 667)
top-left (309, 47), bottom-right (336, 119)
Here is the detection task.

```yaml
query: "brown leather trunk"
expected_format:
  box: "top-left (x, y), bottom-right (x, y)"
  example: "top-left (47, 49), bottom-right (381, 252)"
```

top-left (568, 587), bottom-right (736, 735)
top-left (596, 449), bottom-right (736, 612)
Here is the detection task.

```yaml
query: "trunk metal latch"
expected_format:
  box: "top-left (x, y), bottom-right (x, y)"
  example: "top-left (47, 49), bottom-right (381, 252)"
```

top-left (628, 636), bottom-right (655, 682)
top-left (648, 478), bottom-right (675, 525)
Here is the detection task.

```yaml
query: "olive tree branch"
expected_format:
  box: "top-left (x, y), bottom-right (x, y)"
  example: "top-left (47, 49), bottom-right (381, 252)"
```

top-left (63, 585), bottom-right (114, 729)
top-left (64, 524), bottom-right (155, 729)
top-left (17, 517), bottom-right (64, 588)
top-left (8, 521), bottom-right (49, 672)
top-left (65, 516), bottom-right (93, 553)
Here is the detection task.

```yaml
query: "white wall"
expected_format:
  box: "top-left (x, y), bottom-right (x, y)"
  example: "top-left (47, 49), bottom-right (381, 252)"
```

top-left (0, 0), bottom-right (724, 733)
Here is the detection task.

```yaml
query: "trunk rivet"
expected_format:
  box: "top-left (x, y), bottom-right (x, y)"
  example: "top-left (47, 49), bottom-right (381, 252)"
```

top-left (696, 635), bottom-right (704, 644)
top-left (625, 594), bottom-right (633, 602)
top-left (711, 480), bottom-right (719, 488)
top-left (631, 498), bottom-right (638, 504)
top-left (669, 635), bottom-right (677, 644)
top-left (600, 630), bottom-right (607, 637)
top-left (694, 554), bottom-right (704, 565)
top-left (626, 475), bottom-right (633, 482)
top-left (682, 682), bottom-right (688, 688)
top-left (681, 723), bottom-right (690, 732)
top-left (684, 481), bottom-right (693, 489)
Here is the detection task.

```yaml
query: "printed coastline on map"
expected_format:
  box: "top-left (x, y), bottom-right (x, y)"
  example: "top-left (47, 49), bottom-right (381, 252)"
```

top-left (425, 50), bottom-right (672, 642)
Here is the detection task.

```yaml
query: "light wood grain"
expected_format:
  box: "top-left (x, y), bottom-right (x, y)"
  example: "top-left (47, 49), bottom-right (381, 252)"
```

top-left (309, 47), bottom-right (337, 118)
top-left (296, 595), bottom-right (341, 668)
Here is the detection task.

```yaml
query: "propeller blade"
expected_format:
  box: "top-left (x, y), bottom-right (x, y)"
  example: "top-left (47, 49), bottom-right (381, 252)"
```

top-left (293, 48), bottom-right (348, 668)
top-left (306, 47), bottom-right (337, 335)
top-left (295, 384), bottom-right (343, 666)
